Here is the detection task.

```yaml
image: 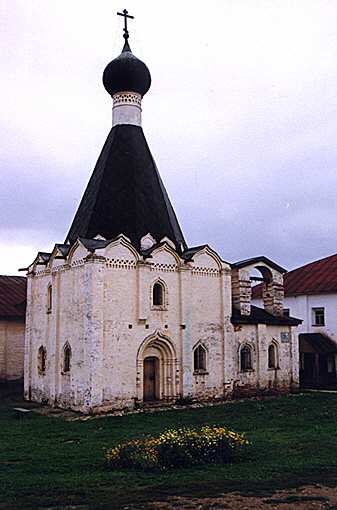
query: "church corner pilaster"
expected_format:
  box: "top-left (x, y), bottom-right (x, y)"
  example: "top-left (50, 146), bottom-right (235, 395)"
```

top-left (49, 270), bottom-right (61, 403)
top-left (83, 258), bottom-right (105, 409)
top-left (137, 260), bottom-right (151, 321)
top-left (256, 323), bottom-right (267, 381)
top-left (290, 326), bottom-right (300, 387)
top-left (179, 265), bottom-right (193, 397)
top-left (219, 265), bottom-right (232, 389)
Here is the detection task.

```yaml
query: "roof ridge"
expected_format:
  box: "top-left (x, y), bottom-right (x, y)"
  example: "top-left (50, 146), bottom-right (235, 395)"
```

top-left (287, 252), bottom-right (337, 274)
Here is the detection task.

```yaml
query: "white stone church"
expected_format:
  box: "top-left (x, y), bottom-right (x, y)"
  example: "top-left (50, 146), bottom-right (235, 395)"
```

top-left (24, 15), bottom-right (301, 413)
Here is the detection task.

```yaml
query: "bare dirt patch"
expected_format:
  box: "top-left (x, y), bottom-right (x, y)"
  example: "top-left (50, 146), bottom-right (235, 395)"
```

top-left (148, 485), bottom-right (337, 510)
top-left (32, 394), bottom-right (305, 421)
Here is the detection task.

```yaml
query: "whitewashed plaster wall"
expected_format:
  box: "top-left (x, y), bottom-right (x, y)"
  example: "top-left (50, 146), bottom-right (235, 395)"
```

top-left (24, 241), bottom-right (299, 413)
top-left (224, 323), bottom-right (297, 395)
top-left (25, 242), bottom-right (228, 411)
top-left (24, 262), bottom-right (90, 406)
top-left (284, 293), bottom-right (337, 342)
top-left (253, 292), bottom-right (337, 345)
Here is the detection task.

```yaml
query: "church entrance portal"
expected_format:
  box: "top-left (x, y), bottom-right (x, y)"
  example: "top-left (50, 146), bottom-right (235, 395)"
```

top-left (137, 332), bottom-right (178, 403)
top-left (143, 356), bottom-right (159, 401)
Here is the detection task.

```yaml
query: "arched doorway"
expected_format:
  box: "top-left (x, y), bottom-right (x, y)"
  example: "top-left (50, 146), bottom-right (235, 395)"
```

top-left (143, 356), bottom-right (159, 401)
top-left (137, 332), bottom-right (178, 403)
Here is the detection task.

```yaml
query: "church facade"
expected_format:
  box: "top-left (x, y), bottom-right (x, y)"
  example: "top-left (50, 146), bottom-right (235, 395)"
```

top-left (24, 16), bottom-right (301, 413)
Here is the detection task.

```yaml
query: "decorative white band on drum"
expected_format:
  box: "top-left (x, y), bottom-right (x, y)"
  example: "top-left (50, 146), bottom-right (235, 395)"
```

top-left (112, 91), bottom-right (142, 127)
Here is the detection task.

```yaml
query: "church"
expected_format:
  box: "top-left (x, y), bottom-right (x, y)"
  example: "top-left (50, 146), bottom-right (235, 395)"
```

top-left (23, 11), bottom-right (301, 413)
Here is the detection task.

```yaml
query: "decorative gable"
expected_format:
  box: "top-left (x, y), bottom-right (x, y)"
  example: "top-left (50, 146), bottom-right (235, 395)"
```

top-left (193, 252), bottom-right (220, 271)
top-left (191, 247), bottom-right (222, 273)
top-left (67, 240), bottom-right (90, 266)
top-left (47, 244), bottom-right (70, 271)
top-left (102, 236), bottom-right (139, 264)
top-left (150, 244), bottom-right (180, 269)
top-left (159, 236), bottom-right (176, 250)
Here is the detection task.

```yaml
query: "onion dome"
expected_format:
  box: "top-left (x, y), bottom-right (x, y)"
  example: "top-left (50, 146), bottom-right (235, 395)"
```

top-left (103, 40), bottom-right (151, 97)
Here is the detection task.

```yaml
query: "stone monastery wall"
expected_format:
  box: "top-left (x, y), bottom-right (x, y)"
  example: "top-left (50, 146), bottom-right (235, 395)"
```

top-left (0, 320), bottom-right (25, 380)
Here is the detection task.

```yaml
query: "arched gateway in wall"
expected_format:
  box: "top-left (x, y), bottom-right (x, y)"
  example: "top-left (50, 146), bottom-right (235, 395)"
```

top-left (136, 332), bottom-right (179, 402)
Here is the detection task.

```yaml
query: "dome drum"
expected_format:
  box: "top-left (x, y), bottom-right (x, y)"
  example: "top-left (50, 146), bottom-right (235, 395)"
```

top-left (112, 91), bottom-right (142, 127)
top-left (113, 91), bottom-right (142, 107)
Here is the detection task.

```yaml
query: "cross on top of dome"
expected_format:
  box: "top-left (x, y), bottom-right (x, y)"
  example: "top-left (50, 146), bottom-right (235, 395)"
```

top-left (102, 8), bottom-right (151, 98)
top-left (117, 9), bottom-right (134, 42)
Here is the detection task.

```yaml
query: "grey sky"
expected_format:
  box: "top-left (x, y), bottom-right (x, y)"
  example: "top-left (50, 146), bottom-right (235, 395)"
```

top-left (1, 0), bottom-right (336, 274)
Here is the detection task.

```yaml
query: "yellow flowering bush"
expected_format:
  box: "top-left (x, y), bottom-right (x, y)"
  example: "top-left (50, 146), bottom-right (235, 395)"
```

top-left (106, 425), bottom-right (250, 470)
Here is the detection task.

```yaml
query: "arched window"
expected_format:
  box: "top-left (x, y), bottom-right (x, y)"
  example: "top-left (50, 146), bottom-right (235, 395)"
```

top-left (38, 346), bottom-right (47, 375)
top-left (47, 284), bottom-right (52, 312)
top-left (153, 281), bottom-right (164, 306)
top-left (63, 344), bottom-right (72, 373)
top-left (194, 344), bottom-right (207, 371)
top-left (268, 343), bottom-right (278, 369)
top-left (240, 345), bottom-right (253, 371)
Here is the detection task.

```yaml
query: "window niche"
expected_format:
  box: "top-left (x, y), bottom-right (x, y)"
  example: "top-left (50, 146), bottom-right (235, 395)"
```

top-left (151, 280), bottom-right (167, 309)
top-left (47, 284), bottom-right (52, 313)
top-left (268, 343), bottom-right (279, 369)
top-left (63, 343), bottom-right (72, 374)
top-left (193, 344), bottom-right (207, 373)
top-left (240, 345), bottom-right (253, 371)
top-left (38, 346), bottom-right (47, 375)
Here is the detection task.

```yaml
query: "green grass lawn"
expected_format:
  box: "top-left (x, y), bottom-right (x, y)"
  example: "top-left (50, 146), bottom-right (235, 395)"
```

top-left (1, 392), bottom-right (337, 509)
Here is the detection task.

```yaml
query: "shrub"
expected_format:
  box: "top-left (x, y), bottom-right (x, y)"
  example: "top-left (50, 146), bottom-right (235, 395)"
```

top-left (106, 425), bottom-right (249, 470)
top-left (106, 438), bottom-right (159, 470)
top-left (175, 396), bottom-right (194, 406)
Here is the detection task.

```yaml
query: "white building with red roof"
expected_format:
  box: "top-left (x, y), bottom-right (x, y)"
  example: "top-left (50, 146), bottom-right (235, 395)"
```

top-left (252, 253), bottom-right (337, 388)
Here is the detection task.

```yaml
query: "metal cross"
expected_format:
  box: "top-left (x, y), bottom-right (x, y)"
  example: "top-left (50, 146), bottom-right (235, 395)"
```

top-left (117, 9), bottom-right (134, 40)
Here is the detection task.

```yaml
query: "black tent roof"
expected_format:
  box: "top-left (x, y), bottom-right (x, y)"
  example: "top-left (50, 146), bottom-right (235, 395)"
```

top-left (65, 125), bottom-right (187, 253)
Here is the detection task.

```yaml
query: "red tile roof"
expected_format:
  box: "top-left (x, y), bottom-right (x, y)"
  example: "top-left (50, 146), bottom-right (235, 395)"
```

top-left (0, 275), bottom-right (27, 319)
top-left (252, 253), bottom-right (337, 298)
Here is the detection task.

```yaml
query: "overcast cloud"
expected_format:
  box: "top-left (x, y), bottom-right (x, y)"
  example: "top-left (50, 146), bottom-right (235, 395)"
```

top-left (1, 0), bottom-right (336, 274)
